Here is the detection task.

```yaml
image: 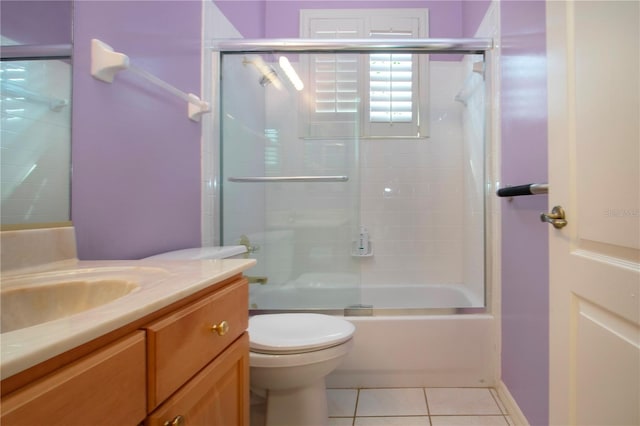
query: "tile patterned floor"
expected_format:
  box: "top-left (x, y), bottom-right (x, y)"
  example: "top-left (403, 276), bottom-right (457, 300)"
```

top-left (327, 388), bottom-right (513, 426)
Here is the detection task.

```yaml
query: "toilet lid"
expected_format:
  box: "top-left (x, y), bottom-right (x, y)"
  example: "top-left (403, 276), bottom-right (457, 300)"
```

top-left (249, 313), bottom-right (355, 354)
top-left (144, 246), bottom-right (246, 260)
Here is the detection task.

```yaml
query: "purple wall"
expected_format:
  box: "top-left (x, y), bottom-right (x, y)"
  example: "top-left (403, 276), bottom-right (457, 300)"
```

top-left (1, 1), bottom-right (72, 45)
top-left (215, 0), bottom-right (463, 39)
top-left (461, 0), bottom-right (491, 37)
top-left (72, 0), bottom-right (202, 260)
top-left (500, 1), bottom-right (549, 425)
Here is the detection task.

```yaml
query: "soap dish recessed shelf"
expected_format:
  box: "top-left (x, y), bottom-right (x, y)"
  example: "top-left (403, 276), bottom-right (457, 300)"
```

top-left (351, 241), bottom-right (373, 257)
top-left (90, 38), bottom-right (210, 122)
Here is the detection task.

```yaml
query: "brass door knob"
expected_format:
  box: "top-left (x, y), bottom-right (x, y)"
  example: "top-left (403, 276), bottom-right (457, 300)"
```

top-left (541, 205), bottom-right (568, 229)
top-left (211, 320), bottom-right (229, 336)
top-left (164, 415), bottom-right (185, 426)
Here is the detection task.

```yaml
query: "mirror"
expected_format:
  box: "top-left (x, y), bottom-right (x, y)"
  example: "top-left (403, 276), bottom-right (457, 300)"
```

top-left (0, 1), bottom-right (73, 229)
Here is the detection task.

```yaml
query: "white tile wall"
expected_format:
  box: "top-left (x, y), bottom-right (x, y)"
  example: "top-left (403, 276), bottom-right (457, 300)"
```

top-left (1, 59), bottom-right (71, 225)
top-left (359, 61), bottom-right (467, 287)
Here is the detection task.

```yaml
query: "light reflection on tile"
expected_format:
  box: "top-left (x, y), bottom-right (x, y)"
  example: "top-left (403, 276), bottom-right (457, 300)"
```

top-left (354, 416), bottom-right (430, 426)
top-left (328, 388), bottom-right (358, 417)
top-left (426, 388), bottom-right (502, 415)
top-left (356, 388), bottom-right (428, 416)
top-left (431, 415), bottom-right (509, 426)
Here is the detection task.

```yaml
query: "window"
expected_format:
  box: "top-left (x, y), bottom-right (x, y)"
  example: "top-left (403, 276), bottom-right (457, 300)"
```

top-left (300, 9), bottom-right (429, 139)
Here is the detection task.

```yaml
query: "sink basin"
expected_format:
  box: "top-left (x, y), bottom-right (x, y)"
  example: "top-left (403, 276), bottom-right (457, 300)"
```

top-left (1, 268), bottom-right (147, 333)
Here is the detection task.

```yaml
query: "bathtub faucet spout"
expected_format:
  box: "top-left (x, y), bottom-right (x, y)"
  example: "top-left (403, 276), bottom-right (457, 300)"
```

top-left (248, 275), bottom-right (268, 285)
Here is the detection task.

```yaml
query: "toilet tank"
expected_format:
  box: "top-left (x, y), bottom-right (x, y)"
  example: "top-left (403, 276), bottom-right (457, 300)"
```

top-left (144, 246), bottom-right (247, 260)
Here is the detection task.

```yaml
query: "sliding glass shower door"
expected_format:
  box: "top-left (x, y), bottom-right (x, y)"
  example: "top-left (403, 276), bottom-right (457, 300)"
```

top-left (220, 52), bottom-right (362, 310)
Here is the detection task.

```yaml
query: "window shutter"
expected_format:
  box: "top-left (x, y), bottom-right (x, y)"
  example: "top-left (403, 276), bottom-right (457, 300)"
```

top-left (300, 9), bottom-right (429, 139)
top-left (369, 52), bottom-right (413, 123)
top-left (302, 17), bottom-right (363, 138)
top-left (365, 17), bottom-right (423, 137)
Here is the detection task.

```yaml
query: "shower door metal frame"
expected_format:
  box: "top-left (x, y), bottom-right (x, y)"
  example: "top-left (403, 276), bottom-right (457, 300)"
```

top-left (205, 37), bottom-right (496, 316)
top-left (208, 38), bottom-right (492, 54)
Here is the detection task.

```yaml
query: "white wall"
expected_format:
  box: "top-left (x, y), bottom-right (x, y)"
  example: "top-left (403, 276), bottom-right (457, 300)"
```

top-left (359, 61), bottom-right (466, 288)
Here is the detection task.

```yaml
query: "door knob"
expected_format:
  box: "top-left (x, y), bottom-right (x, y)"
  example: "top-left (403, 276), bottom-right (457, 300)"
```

top-left (541, 205), bottom-right (567, 229)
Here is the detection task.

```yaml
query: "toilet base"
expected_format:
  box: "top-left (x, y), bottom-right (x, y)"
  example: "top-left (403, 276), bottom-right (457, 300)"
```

top-left (264, 379), bottom-right (328, 426)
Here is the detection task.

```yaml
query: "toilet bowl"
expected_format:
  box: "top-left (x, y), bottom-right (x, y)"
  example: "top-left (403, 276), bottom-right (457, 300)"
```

top-left (249, 313), bottom-right (355, 426)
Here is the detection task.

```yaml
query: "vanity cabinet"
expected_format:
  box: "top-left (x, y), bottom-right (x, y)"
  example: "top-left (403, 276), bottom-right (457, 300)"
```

top-left (144, 278), bottom-right (250, 425)
top-left (146, 334), bottom-right (249, 426)
top-left (1, 275), bottom-right (249, 426)
top-left (0, 332), bottom-right (147, 426)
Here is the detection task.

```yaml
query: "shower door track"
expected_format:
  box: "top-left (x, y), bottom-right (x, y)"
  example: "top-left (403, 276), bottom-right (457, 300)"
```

top-left (208, 38), bottom-right (492, 54)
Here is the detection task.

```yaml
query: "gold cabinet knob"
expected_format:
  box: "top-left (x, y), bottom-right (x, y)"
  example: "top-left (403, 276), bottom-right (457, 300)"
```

top-left (211, 320), bottom-right (229, 336)
top-left (164, 415), bottom-right (185, 426)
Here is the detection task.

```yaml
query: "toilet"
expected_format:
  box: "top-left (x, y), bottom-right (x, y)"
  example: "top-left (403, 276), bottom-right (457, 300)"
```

top-left (143, 245), bottom-right (248, 260)
top-left (144, 247), bottom-right (356, 426)
top-left (249, 313), bottom-right (355, 426)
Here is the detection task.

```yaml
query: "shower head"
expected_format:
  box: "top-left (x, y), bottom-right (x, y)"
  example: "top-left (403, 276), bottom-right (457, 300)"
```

top-left (259, 67), bottom-right (279, 87)
top-left (243, 56), bottom-right (283, 89)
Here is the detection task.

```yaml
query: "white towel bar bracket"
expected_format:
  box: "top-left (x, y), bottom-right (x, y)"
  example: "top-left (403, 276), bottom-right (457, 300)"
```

top-left (90, 38), bottom-right (210, 122)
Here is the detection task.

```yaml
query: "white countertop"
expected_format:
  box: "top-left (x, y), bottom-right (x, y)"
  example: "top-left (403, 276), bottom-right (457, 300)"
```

top-left (0, 258), bottom-right (256, 380)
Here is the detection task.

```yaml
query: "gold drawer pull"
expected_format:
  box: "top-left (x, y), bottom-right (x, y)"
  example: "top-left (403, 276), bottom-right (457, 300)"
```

top-left (211, 320), bottom-right (229, 336)
top-left (164, 415), bottom-right (185, 426)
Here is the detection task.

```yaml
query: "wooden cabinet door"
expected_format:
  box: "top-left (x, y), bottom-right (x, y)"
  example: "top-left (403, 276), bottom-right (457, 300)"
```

top-left (146, 333), bottom-right (249, 426)
top-left (1, 332), bottom-right (146, 426)
top-left (145, 279), bottom-right (248, 410)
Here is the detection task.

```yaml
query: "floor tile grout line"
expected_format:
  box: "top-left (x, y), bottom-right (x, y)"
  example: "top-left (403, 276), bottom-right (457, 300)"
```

top-left (351, 388), bottom-right (360, 426)
top-left (327, 387), bottom-right (510, 424)
top-left (423, 387), bottom-right (433, 426)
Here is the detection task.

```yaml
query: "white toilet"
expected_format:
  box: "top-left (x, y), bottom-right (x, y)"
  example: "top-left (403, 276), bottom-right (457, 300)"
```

top-left (144, 247), bottom-right (355, 426)
top-left (249, 313), bottom-right (355, 426)
top-left (143, 245), bottom-right (248, 260)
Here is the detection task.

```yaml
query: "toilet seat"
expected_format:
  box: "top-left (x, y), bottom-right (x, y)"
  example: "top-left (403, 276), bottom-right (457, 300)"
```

top-left (249, 313), bottom-right (355, 355)
top-left (250, 339), bottom-right (354, 369)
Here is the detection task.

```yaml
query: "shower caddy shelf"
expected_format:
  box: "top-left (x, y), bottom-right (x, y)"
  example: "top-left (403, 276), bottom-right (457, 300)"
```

top-left (90, 39), bottom-right (210, 122)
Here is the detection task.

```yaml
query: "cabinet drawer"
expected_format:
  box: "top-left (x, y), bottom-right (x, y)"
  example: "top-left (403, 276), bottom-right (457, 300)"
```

top-left (1, 332), bottom-right (146, 426)
top-left (146, 333), bottom-right (250, 426)
top-left (145, 279), bottom-right (248, 410)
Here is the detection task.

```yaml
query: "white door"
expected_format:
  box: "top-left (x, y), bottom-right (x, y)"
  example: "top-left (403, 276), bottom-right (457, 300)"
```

top-left (546, 1), bottom-right (640, 425)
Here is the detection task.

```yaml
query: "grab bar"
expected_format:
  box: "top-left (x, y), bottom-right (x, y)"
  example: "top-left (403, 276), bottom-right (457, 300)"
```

top-left (496, 183), bottom-right (548, 197)
top-left (228, 176), bottom-right (349, 183)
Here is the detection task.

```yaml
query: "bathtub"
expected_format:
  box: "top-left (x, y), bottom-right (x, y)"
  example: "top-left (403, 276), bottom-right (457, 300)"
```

top-left (250, 280), bottom-right (496, 388)
top-left (250, 273), bottom-right (483, 310)
top-left (326, 313), bottom-right (497, 388)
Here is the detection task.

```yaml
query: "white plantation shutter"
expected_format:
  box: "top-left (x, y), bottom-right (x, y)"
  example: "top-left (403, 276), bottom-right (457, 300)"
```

top-left (365, 16), bottom-right (423, 137)
top-left (303, 18), bottom-right (362, 137)
top-left (301, 9), bottom-right (428, 138)
top-left (314, 54), bottom-right (359, 114)
top-left (369, 52), bottom-right (413, 123)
